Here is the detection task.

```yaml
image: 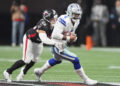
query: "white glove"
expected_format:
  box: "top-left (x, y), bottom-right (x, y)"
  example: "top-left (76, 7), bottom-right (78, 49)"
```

top-left (54, 43), bottom-right (64, 53)
top-left (73, 37), bottom-right (77, 42)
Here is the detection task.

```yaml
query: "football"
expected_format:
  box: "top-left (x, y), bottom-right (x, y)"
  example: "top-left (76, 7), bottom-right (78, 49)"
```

top-left (63, 31), bottom-right (77, 43)
top-left (63, 31), bottom-right (71, 36)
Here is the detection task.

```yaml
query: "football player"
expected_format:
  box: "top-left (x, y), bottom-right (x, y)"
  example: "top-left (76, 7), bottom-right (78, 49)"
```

top-left (34, 3), bottom-right (98, 85)
top-left (3, 9), bottom-right (61, 82)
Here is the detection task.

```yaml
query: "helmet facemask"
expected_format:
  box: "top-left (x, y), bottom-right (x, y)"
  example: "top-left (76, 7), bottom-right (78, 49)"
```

top-left (50, 10), bottom-right (58, 28)
top-left (50, 17), bottom-right (57, 28)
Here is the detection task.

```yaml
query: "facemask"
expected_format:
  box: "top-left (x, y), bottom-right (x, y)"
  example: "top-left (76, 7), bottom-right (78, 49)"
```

top-left (71, 13), bottom-right (81, 23)
top-left (72, 19), bottom-right (80, 23)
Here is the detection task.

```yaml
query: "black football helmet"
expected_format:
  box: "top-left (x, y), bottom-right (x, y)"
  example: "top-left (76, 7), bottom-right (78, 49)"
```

top-left (43, 9), bottom-right (58, 22)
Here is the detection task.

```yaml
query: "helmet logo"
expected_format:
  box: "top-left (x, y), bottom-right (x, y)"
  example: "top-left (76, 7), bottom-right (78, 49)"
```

top-left (44, 11), bottom-right (50, 17)
top-left (70, 5), bottom-right (73, 8)
top-left (44, 12), bottom-right (48, 16)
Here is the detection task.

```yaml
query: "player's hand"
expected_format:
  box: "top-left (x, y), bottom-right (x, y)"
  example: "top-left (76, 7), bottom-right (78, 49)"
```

top-left (70, 33), bottom-right (77, 42)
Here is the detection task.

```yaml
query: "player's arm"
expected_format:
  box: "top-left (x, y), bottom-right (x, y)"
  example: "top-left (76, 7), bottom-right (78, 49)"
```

top-left (37, 30), bottom-right (55, 45)
top-left (52, 21), bottom-right (76, 42)
top-left (51, 21), bottom-right (64, 40)
top-left (37, 30), bottom-right (64, 52)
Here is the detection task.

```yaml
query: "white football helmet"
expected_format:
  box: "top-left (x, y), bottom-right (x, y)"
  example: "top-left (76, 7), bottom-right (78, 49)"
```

top-left (67, 3), bottom-right (82, 22)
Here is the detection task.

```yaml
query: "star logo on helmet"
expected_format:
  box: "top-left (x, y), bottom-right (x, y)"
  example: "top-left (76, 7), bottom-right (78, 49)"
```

top-left (70, 5), bottom-right (73, 8)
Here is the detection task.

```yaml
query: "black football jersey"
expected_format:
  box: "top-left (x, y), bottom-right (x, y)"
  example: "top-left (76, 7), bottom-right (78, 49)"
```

top-left (26, 19), bottom-right (53, 43)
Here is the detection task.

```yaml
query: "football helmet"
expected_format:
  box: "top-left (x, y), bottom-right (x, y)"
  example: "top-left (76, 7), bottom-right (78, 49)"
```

top-left (66, 3), bottom-right (82, 22)
top-left (43, 9), bottom-right (58, 22)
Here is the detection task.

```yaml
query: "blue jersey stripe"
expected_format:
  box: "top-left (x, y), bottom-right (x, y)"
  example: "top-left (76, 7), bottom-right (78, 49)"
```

top-left (70, 30), bottom-right (73, 32)
top-left (58, 18), bottom-right (66, 26)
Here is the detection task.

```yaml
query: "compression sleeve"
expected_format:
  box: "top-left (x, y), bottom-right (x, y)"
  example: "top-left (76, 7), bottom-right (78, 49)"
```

top-left (39, 33), bottom-right (55, 45)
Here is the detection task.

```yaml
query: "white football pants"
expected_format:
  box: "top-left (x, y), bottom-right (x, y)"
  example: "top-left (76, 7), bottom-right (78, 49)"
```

top-left (22, 35), bottom-right (43, 64)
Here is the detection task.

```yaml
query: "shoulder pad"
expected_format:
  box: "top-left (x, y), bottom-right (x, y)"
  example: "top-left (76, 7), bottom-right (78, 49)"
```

top-left (37, 19), bottom-right (47, 28)
top-left (41, 20), bottom-right (47, 26)
top-left (58, 15), bottom-right (67, 26)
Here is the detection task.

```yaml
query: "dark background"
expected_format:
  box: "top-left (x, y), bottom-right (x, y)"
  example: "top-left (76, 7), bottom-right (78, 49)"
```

top-left (0, 0), bottom-right (117, 46)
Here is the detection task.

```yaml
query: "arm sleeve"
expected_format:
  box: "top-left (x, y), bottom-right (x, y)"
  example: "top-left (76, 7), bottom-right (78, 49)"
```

top-left (51, 21), bottom-right (65, 40)
top-left (39, 33), bottom-right (55, 45)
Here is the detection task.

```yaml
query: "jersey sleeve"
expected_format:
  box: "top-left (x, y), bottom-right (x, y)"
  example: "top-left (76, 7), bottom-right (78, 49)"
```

top-left (51, 16), bottom-right (66, 40)
top-left (39, 33), bottom-right (55, 45)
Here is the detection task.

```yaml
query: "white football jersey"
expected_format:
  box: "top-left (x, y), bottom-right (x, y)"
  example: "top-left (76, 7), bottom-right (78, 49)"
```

top-left (51, 14), bottom-right (80, 45)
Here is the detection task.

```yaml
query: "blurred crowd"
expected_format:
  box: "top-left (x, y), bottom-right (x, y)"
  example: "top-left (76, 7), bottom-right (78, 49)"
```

top-left (76, 0), bottom-right (120, 47)
top-left (108, 0), bottom-right (120, 46)
top-left (91, 0), bottom-right (120, 47)
top-left (9, 0), bottom-right (120, 47)
top-left (11, 0), bottom-right (28, 47)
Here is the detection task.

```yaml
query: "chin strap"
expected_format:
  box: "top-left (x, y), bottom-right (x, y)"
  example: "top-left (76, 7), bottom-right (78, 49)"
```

top-left (72, 19), bottom-right (79, 23)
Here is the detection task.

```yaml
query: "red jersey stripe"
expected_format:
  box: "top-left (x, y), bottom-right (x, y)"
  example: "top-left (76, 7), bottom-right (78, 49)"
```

top-left (24, 37), bottom-right (28, 61)
top-left (28, 33), bottom-right (37, 38)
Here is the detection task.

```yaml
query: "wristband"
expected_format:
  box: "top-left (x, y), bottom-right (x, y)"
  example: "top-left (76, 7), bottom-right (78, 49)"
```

top-left (66, 36), bottom-right (70, 42)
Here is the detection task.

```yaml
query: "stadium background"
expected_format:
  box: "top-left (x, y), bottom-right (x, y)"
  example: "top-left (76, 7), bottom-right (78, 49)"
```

top-left (0, 0), bottom-right (120, 85)
top-left (0, 0), bottom-right (118, 46)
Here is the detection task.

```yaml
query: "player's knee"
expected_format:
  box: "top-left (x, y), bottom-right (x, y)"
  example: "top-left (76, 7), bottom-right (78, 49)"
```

top-left (72, 57), bottom-right (81, 70)
top-left (22, 59), bottom-right (30, 64)
top-left (56, 60), bottom-right (62, 64)
top-left (22, 57), bottom-right (32, 64)
top-left (73, 57), bottom-right (79, 64)
top-left (48, 58), bottom-right (62, 66)
top-left (32, 57), bottom-right (38, 63)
